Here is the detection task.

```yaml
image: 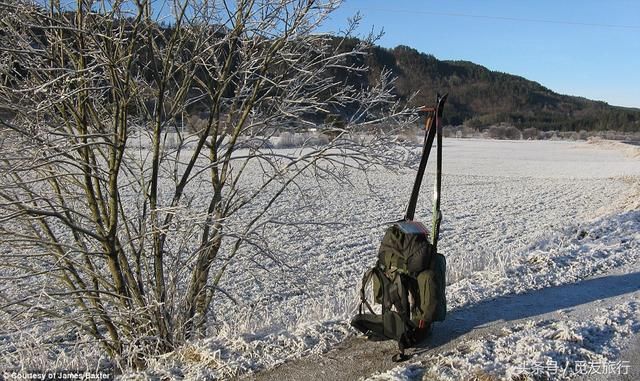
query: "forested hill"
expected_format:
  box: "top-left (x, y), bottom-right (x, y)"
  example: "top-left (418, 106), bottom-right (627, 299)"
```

top-left (341, 40), bottom-right (640, 132)
top-left (4, 11), bottom-right (638, 133)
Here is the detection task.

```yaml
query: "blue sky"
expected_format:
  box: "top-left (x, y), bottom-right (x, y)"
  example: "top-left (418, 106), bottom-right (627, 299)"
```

top-left (321, 0), bottom-right (640, 108)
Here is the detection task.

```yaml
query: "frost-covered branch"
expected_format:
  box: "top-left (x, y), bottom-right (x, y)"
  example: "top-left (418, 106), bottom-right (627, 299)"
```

top-left (0, 0), bottom-right (414, 371)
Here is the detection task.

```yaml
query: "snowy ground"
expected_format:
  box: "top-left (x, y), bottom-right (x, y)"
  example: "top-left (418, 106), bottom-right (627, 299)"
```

top-left (236, 139), bottom-right (640, 381)
top-left (365, 207), bottom-right (640, 381)
top-left (2, 139), bottom-right (639, 380)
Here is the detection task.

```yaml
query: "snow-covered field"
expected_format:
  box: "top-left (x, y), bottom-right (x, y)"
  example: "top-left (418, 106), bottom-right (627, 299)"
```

top-left (238, 139), bottom-right (640, 381)
top-left (3, 139), bottom-right (639, 380)
top-left (167, 139), bottom-right (639, 379)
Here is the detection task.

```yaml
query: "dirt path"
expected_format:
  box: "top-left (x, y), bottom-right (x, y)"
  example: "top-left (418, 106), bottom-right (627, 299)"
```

top-left (241, 262), bottom-right (640, 381)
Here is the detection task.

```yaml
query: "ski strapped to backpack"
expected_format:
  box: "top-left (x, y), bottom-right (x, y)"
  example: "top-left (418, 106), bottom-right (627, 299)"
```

top-left (351, 93), bottom-right (448, 362)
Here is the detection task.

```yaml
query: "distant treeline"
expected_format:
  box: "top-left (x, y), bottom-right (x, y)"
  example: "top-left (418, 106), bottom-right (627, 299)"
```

top-left (327, 39), bottom-right (640, 133)
top-left (5, 16), bottom-right (639, 133)
top-left (440, 124), bottom-right (640, 141)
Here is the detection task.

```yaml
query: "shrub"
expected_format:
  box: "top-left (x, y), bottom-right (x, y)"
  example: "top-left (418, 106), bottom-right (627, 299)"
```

top-left (522, 127), bottom-right (539, 140)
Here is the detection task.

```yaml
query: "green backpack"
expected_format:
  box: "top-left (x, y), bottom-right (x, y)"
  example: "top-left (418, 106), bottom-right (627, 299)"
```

top-left (351, 94), bottom-right (448, 362)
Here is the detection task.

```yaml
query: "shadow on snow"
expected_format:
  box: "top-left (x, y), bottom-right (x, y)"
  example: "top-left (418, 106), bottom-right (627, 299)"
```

top-left (418, 271), bottom-right (640, 351)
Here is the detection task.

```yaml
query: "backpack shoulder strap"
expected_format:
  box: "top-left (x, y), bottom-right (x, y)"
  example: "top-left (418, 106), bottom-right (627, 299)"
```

top-left (351, 267), bottom-right (418, 362)
top-left (358, 268), bottom-right (376, 315)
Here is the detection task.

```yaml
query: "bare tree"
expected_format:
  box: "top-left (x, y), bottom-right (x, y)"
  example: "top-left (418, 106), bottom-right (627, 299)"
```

top-left (0, 0), bottom-right (411, 369)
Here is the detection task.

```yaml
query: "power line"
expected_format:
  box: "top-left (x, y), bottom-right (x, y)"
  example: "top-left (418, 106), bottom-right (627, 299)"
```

top-left (343, 6), bottom-right (640, 30)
